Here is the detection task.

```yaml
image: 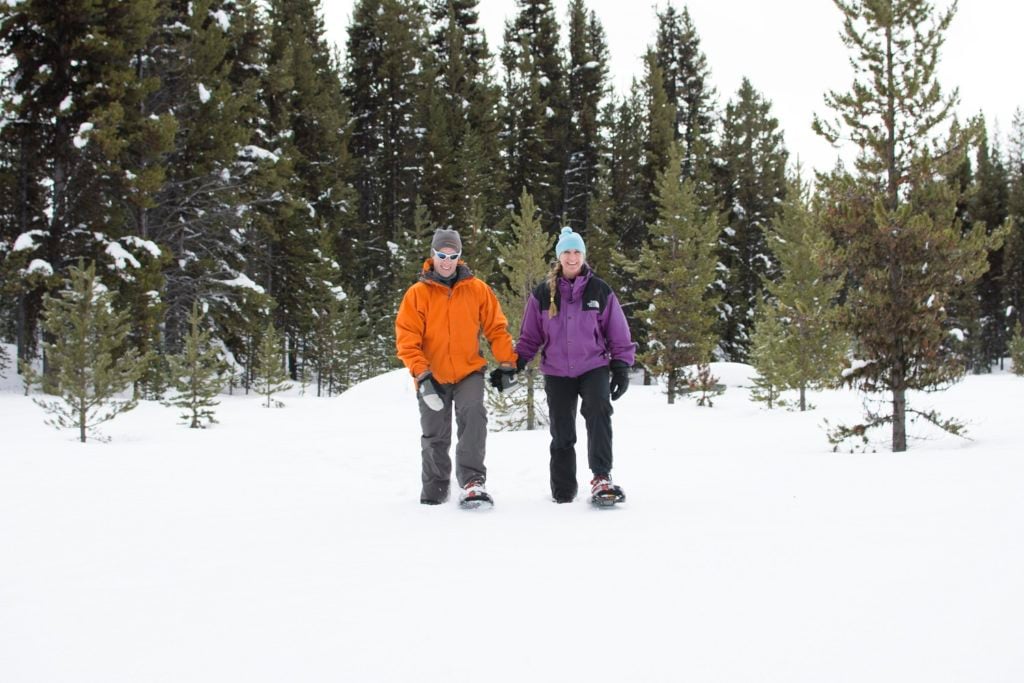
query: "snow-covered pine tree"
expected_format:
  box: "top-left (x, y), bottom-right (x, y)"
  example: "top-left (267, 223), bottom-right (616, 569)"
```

top-left (563, 0), bottom-right (610, 235)
top-left (33, 261), bottom-right (148, 442)
top-left (395, 199), bottom-right (435, 289)
top-left (758, 175), bottom-right (849, 411)
top-left (260, 0), bottom-right (355, 380)
top-left (0, 342), bottom-right (10, 380)
top-left (214, 0), bottom-right (293, 376)
top-left (813, 0), bottom-right (1000, 451)
top-left (309, 292), bottom-right (367, 397)
top-left (165, 302), bottom-right (227, 428)
top-left (715, 79), bottom-right (788, 362)
top-left (636, 142), bottom-right (720, 404)
top-left (653, 3), bottom-right (716, 179)
top-left (501, 0), bottom-right (568, 230)
top-left (253, 322), bottom-right (292, 408)
top-left (493, 188), bottom-right (553, 431)
top-left (344, 0), bottom-right (429, 291)
top-left (422, 0), bottom-right (505, 244)
top-left (0, 0), bottom-right (165, 369)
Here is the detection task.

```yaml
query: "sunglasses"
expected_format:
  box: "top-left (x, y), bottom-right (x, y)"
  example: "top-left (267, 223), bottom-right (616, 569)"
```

top-left (433, 250), bottom-right (461, 261)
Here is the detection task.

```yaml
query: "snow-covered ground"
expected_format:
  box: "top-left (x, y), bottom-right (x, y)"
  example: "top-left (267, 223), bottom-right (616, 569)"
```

top-left (1, 348), bottom-right (1023, 682)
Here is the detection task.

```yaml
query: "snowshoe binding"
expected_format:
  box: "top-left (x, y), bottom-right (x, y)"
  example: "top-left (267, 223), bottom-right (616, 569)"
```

top-left (459, 480), bottom-right (494, 510)
top-left (589, 475), bottom-right (625, 508)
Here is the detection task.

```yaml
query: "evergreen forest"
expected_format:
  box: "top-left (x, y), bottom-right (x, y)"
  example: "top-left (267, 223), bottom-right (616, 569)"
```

top-left (2, 0), bottom-right (1023, 451)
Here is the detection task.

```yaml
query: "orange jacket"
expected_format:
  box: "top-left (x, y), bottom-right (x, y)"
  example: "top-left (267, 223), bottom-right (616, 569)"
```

top-left (395, 260), bottom-right (517, 385)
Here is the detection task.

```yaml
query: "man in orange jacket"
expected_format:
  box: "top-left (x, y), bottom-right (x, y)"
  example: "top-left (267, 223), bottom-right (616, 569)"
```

top-left (396, 228), bottom-right (518, 508)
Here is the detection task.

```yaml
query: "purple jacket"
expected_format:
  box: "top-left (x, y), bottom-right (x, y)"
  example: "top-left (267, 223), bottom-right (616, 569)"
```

top-left (516, 268), bottom-right (636, 378)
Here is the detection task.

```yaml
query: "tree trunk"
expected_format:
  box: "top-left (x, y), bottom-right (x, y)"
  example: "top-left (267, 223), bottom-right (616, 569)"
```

top-left (892, 385), bottom-right (907, 452)
top-left (667, 372), bottom-right (676, 405)
top-left (526, 369), bottom-right (536, 431)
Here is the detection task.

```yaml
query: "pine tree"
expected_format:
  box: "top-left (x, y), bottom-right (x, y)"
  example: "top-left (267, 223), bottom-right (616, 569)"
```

top-left (563, 0), bottom-right (609, 234)
top-left (219, 0), bottom-right (293, 370)
top-left (0, 341), bottom-right (10, 380)
top-left (623, 53), bottom-right (678, 380)
top-left (636, 143), bottom-right (720, 404)
top-left (500, 0), bottom-right (568, 229)
top-left (942, 128), bottom-right (983, 371)
top-left (253, 321), bottom-right (292, 408)
top-left (969, 128), bottom-right (1009, 370)
top-left (422, 0), bottom-right (505, 236)
top-left (654, 3), bottom-right (717, 178)
top-left (1009, 321), bottom-right (1024, 375)
top-left (1002, 110), bottom-right (1024, 355)
top-left (308, 292), bottom-right (366, 397)
top-left (33, 261), bottom-right (148, 442)
top-left (597, 89), bottom-right (647, 369)
top-left (260, 0), bottom-right (357, 380)
top-left (0, 0), bottom-right (166, 370)
top-left (164, 302), bottom-right (227, 428)
top-left (715, 78), bottom-right (789, 362)
top-left (813, 0), bottom-right (999, 451)
top-left (641, 51), bottom-right (675, 224)
top-left (747, 300), bottom-right (789, 408)
top-left (344, 0), bottom-right (429, 276)
top-left (759, 176), bottom-right (849, 411)
top-left (393, 198), bottom-right (435, 293)
top-left (604, 87), bottom-right (648, 255)
top-left (136, 0), bottom-right (267, 360)
top-left (493, 188), bottom-right (553, 430)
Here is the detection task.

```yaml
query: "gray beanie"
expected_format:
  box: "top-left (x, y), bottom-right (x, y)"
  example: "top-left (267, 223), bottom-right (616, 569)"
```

top-left (431, 228), bottom-right (462, 253)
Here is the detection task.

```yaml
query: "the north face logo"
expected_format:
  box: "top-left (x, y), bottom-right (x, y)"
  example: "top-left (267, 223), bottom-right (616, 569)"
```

top-left (587, 300), bottom-right (600, 309)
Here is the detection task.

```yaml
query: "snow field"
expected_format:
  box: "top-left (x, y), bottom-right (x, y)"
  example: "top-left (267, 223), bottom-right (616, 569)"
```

top-left (1, 354), bottom-right (1022, 682)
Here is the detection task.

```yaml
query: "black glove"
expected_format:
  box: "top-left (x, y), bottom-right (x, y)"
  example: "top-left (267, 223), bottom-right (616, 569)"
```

top-left (515, 355), bottom-right (529, 372)
top-left (609, 361), bottom-right (630, 401)
top-left (489, 366), bottom-right (518, 392)
top-left (417, 372), bottom-right (443, 411)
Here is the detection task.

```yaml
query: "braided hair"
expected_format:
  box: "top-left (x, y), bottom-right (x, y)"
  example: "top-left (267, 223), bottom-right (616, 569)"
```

top-left (545, 262), bottom-right (562, 318)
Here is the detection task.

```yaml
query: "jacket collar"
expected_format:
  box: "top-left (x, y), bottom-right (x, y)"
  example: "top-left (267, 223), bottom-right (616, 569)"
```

top-left (420, 259), bottom-right (473, 287)
top-left (558, 264), bottom-right (592, 296)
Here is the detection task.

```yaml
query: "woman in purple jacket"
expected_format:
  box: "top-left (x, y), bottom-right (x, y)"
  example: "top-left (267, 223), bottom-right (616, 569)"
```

top-left (513, 227), bottom-right (637, 505)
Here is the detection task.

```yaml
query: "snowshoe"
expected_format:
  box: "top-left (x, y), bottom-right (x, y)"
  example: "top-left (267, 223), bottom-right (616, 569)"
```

top-left (589, 475), bottom-right (625, 508)
top-left (459, 480), bottom-right (494, 510)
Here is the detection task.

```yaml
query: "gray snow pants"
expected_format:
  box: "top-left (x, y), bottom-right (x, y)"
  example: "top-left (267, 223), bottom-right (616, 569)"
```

top-left (418, 370), bottom-right (487, 501)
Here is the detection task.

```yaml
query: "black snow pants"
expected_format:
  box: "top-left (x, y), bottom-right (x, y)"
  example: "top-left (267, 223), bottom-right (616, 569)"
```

top-left (544, 365), bottom-right (613, 501)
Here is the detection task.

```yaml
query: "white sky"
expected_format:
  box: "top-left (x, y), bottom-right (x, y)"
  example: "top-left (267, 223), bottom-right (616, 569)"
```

top-left (320, 0), bottom-right (1024, 173)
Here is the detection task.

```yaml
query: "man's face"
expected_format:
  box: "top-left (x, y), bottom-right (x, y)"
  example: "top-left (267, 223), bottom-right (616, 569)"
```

top-left (432, 247), bottom-right (460, 277)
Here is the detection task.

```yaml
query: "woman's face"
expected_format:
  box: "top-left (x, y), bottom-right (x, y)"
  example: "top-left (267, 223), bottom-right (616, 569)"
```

top-left (558, 249), bottom-right (585, 279)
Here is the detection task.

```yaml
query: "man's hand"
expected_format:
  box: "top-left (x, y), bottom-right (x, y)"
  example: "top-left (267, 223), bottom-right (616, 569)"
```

top-left (489, 365), bottom-right (518, 392)
top-left (417, 371), bottom-right (443, 411)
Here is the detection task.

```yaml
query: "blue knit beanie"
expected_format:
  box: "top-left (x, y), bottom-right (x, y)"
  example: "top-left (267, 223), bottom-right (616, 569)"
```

top-left (555, 227), bottom-right (586, 257)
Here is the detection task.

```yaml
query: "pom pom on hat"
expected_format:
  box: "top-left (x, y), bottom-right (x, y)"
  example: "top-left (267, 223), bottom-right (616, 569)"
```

top-left (555, 227), bottom-right (586, 257)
